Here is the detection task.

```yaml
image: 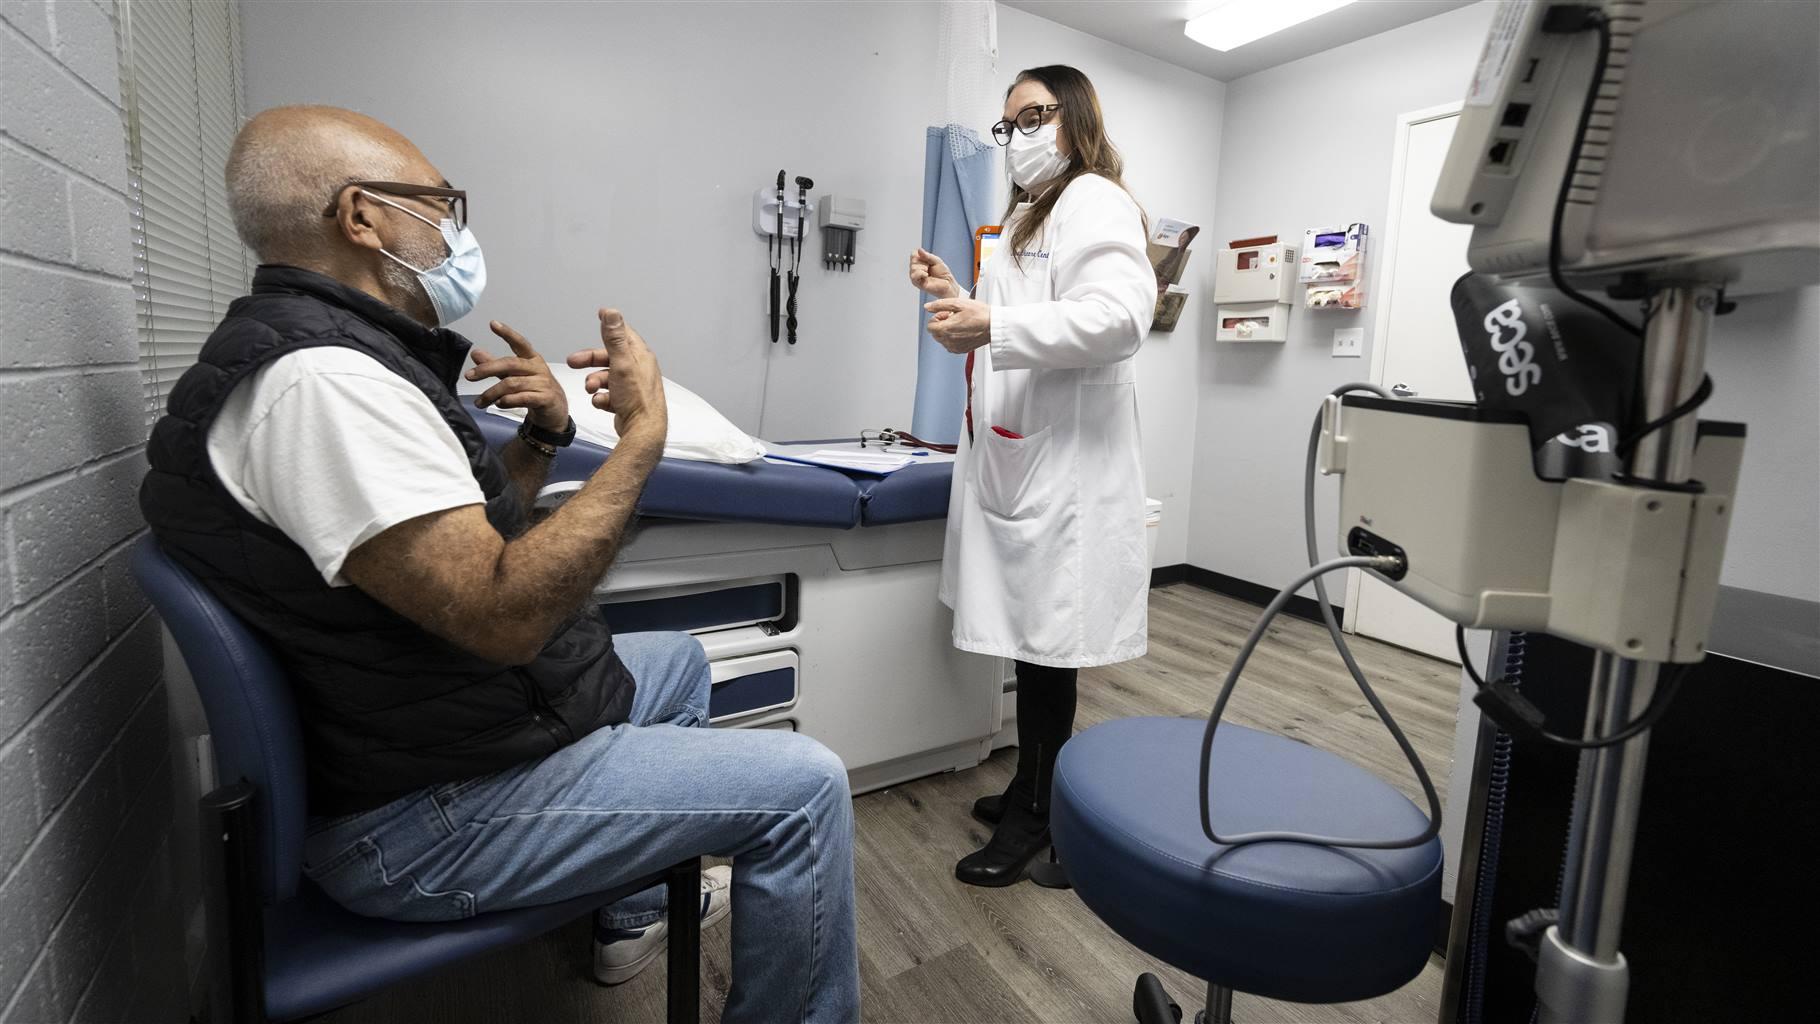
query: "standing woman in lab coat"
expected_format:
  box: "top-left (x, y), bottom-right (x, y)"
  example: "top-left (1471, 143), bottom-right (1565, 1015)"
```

top-left (908, 65), bottom-right (1153, 887)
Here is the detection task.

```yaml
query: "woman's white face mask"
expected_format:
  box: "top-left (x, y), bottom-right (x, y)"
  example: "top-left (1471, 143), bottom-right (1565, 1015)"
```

top-left (1006, 124), bottom-right (1070, 191)
top-left (364, 190), bottom-right (487, 327)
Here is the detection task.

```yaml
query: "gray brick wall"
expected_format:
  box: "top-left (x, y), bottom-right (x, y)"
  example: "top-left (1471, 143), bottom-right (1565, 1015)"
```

top-left (0, 1), bottom-right (189, 1021)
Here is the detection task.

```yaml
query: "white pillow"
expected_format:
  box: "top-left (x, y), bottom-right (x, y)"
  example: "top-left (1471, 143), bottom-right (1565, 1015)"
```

top-left (486, 366), bottom-right (767, 464)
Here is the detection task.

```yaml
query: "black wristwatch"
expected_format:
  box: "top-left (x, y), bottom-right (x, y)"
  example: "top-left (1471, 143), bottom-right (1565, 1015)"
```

top-left (519, 416), bottom-right (576, 450)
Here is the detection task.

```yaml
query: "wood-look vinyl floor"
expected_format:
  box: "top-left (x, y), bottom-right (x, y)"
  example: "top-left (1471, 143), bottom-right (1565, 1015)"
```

top-left (319, 584), bottom-right (1459, 1023)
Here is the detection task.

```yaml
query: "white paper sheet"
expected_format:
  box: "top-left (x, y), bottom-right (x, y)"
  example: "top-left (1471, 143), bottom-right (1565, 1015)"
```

top-left (763, 443), bottom-right (955, 476)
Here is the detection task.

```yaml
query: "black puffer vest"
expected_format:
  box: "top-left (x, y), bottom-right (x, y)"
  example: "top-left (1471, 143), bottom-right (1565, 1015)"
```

top-left (141, 265), bottom-right (635, 815)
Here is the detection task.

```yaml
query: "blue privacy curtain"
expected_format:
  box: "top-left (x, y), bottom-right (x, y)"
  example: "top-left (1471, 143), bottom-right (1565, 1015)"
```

top-left (910, 0), bottom-right (997, 443)
top-left (911, 126), bottom-right (997, 442)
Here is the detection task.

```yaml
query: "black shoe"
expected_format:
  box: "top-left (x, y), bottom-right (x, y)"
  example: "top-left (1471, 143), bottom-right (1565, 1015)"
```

top-left (955, 801), bottom-right (1050, 888)
top-left (971, 791), bottom-right (1006, 826)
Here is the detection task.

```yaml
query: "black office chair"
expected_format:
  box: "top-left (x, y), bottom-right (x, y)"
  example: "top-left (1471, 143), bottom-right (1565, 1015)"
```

top-left (134, 536), bottom-right (703, 1023)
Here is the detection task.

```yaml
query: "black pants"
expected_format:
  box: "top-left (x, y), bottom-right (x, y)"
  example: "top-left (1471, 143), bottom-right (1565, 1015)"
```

top-left (1009, 660), bottom-right (1078, 817)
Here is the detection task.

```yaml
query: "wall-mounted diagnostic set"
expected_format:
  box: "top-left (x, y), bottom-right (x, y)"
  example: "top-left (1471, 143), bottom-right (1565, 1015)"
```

top-left (755, 179), bottom-right (868, 342)
top-left (754, 172), bottom-right (815, 344)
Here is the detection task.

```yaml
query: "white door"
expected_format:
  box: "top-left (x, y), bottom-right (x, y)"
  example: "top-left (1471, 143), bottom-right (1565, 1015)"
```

top-left (1347, 107), bottom-right (1475, 662)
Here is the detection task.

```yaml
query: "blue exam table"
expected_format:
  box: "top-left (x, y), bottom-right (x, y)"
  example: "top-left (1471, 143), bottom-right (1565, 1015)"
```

top-left (469, 413), bottom-right (953, 528)
top-left (470, 411), bottom-right (1003, 795)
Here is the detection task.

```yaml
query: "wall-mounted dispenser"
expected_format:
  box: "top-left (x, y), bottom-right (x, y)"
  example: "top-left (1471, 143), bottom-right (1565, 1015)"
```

top-left (818, 195), bottom-right (865, 271)
top-left (1213, 236), bottom-right (1297, 342)
top-left (1300, 223), bottom-right (1368, 309)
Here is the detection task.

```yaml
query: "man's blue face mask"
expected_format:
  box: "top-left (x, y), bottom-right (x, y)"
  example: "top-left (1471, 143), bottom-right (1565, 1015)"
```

top-left (366, 189), bottom-right (487, 327)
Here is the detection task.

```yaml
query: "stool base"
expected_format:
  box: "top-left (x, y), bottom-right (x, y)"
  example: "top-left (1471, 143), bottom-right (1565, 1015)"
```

top-left (1202, 982), bottom-right (1234, 1024)
top-left (1132, 974), bottom-right (1233, 1024)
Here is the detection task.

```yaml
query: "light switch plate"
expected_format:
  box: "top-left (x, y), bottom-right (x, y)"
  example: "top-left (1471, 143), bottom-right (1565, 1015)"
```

top-left (1332, 327), bottom-right (1363, 358)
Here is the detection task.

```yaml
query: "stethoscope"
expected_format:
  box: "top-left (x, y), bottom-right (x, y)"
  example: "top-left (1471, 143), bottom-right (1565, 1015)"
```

top-left (859, 428), bottom-right (957, 455)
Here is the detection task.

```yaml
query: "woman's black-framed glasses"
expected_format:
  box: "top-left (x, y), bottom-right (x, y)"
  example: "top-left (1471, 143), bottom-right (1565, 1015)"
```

top-left (323, 180), bottom-right (468, 230)
top-left (990, 103), bottom-right (1062, 146)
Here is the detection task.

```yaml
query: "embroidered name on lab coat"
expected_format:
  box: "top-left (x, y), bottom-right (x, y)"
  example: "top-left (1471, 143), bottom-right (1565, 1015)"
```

top-left (1015, 249), bottom-right (1051, 260)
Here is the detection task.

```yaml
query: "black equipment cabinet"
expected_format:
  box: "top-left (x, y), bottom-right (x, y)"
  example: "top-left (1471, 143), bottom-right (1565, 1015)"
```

top-left (1446, 601), bottom-right (1818, 1021)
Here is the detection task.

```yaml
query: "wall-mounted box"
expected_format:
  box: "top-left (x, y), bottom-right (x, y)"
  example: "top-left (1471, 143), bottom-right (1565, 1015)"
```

top-left (1300, 223), bottom-right (1369, 309)
top-left (1215, 300), bottom-right (1291, 342)
top-left (1215, 243), bottom-right (1297, 304)
top-left (1300, 223), bottom-right (1368, 283)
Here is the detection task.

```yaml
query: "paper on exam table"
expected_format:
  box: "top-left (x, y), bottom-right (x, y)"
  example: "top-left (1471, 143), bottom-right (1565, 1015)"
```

top-left (763, 444), bottom-right (955, 476)
top-left (481, 367), bottom-right (767, 464)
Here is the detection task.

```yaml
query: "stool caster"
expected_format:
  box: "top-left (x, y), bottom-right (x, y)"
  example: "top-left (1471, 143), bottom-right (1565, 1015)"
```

top-left (1133, 973), bottom-right (1182, 1023)
top-left (1131, 974), bottom-right (1235, 1024)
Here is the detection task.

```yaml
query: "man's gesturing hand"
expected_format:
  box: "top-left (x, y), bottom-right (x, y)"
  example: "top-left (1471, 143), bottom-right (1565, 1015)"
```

top-left (467, 320), bottom-right (569, 431)
top-left (567, 308), bottom-right (667, 441)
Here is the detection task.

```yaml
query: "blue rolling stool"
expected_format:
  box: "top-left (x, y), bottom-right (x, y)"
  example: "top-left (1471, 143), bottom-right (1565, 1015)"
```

top-left (1051, 717), bottom-right (1443, 1023)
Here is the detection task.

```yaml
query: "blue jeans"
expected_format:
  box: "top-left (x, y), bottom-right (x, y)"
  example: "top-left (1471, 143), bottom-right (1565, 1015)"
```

top-left (301, 632), bottom-right (860, 1023)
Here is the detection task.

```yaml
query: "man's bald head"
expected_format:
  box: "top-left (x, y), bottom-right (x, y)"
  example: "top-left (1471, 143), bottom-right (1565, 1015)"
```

top-left (226, 105), bottom-right (437, 264)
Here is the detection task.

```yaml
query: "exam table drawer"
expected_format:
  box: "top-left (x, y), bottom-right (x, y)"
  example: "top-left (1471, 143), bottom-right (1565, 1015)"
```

top-left (602, 578), bottom-right (786, 635)
top-left (709, 650), bottom-right (798, 724)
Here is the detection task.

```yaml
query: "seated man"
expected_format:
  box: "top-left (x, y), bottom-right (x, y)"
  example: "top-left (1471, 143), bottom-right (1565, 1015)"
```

top-left (139, 106), bottom-right (858, 1021)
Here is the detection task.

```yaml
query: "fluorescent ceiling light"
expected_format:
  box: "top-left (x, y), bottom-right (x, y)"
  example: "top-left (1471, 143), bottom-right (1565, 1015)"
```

top-left (1184, 0), bottom-right (1358, 52)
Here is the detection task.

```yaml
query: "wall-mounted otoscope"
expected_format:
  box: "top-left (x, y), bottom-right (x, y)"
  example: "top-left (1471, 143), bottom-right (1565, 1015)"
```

top-left (786, 176), bottom-right (813, 345)
top-left (769, 170), bottom-right (784, 343)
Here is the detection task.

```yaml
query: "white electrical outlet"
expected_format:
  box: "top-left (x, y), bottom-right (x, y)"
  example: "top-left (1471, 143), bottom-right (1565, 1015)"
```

top-left (1332, 327), bottom-right (1363, 358)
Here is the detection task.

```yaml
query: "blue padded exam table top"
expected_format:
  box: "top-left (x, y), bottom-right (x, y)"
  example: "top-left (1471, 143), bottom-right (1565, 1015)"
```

top-left (469, 412), bottom-right (952, 528)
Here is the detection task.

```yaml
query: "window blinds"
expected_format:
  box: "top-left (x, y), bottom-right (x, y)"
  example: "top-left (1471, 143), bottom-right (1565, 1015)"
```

top-left (120, 0), bottom-right (250, 427)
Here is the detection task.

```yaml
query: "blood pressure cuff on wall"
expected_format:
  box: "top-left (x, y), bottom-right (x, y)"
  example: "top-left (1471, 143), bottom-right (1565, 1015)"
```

top-left (1450, 273), bottom-right (1641, 452)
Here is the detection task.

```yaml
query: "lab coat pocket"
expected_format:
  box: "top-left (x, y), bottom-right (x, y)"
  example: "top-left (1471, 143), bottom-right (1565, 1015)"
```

top-left (974, 425), bottom-right (1060, 521)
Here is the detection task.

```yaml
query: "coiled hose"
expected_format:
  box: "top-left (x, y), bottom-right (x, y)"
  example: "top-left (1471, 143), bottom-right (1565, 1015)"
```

top-left (1464, 631), bottom-right (1526, 1024)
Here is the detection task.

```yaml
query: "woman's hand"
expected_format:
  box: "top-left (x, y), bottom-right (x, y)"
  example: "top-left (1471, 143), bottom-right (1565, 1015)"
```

top-left (908, 247), bottom-right (960, 301)
top-left (924, 297), bottom-right (992, 354)
top-left (468, 320), bottom-right (569, 431)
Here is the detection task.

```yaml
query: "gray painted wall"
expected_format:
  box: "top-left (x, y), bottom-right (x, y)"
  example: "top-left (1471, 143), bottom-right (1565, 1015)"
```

top-left (242, 0), bottom-right (930, 445)
top-left (1188, 0), bottom-right (1819, 602)
top-left (0, 0), bottom-right (190, 1019)
top-left (1189, 1), bottom-right (1498, 595)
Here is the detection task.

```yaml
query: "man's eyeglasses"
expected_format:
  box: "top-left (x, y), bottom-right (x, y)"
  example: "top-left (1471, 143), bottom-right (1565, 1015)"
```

top-left (990, 104), bottom-right (1062, 146)
top-left (323, 180), bottom-right (468, 230)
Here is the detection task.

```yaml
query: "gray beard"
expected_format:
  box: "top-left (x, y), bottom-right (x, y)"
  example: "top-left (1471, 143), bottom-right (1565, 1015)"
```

top-left (379, 233), bottom-right (448, 325)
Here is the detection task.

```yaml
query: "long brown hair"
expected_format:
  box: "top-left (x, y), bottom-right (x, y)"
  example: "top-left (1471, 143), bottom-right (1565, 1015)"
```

top-left (1000, 65), bottom-right (1141, 267)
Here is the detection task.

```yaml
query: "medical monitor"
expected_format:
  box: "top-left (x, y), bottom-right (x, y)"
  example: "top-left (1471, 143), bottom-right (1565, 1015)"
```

top-left (1432, 0), bottom-right (1820, 296)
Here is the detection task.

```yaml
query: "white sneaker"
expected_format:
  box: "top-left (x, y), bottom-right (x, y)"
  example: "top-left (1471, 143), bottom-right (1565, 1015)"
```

top-left (592, 865), bottom-right (732, 986)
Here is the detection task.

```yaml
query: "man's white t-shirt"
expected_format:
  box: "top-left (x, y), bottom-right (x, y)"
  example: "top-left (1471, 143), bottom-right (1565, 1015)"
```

top-left (206, 347), bottom-right (486, 587)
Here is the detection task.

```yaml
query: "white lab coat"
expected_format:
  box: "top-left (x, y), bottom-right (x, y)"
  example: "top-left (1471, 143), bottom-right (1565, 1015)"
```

top-left (939, 173), bottom-right (1154, 668)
